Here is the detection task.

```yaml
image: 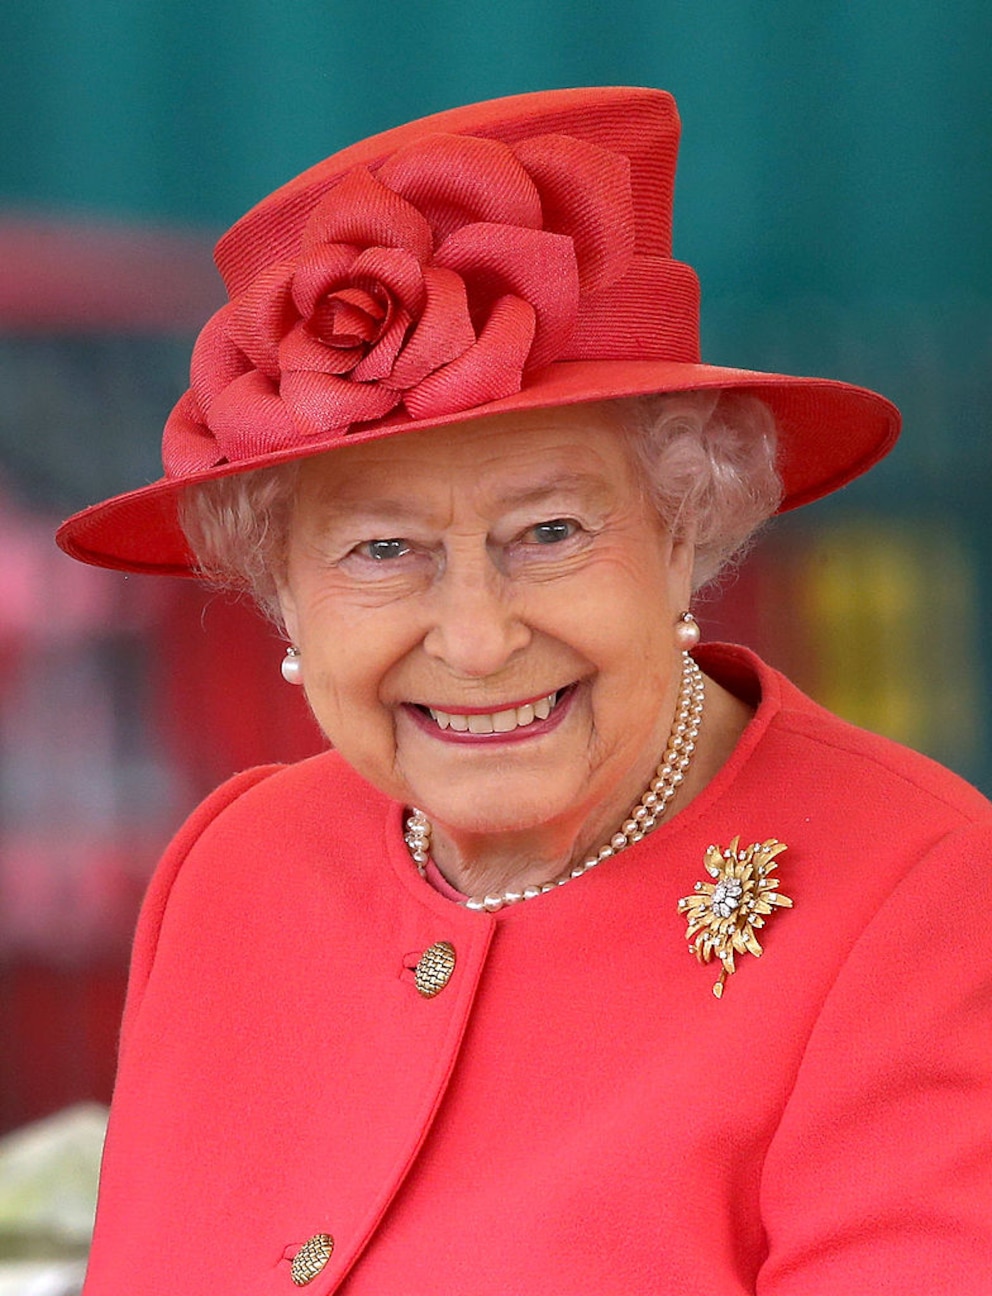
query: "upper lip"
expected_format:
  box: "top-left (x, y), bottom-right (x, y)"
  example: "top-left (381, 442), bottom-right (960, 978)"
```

top-left (409, 686), bottom-right (570, 716)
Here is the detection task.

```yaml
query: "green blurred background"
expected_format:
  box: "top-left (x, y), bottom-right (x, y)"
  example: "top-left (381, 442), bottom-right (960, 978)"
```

top-left (0, 0), bottom-right (990, 1132)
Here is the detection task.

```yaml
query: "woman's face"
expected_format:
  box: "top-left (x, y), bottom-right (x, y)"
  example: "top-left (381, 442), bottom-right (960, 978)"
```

top-left (277, 404), bottom-right (694, 844)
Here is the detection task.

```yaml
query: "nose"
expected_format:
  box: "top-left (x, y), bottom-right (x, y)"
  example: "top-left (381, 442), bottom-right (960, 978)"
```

top-left (422, 549), bottom-right (531, 678)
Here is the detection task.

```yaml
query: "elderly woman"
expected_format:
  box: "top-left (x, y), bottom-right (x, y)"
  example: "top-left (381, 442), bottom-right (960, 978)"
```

top-left (58, 88), bottom-right (991, 1294)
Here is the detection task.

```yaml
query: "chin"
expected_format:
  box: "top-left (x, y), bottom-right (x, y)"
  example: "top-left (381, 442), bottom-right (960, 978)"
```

top-left (418, 785), bottom-right (574, 840)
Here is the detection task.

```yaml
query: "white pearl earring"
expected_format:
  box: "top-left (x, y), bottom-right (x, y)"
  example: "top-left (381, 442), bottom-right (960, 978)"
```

top-left (674, 611), bottom-right (701, 650)
top-left (281, 646), bottom-right (303, 685)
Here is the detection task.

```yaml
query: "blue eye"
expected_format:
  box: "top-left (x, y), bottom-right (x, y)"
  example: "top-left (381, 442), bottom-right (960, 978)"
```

top-left (530, 519), bottom-right (576, 545)
top-left (364, 538), bottom-right (410, 561)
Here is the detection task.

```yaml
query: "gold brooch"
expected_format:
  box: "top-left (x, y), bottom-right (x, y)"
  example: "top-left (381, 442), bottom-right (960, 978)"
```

top-left (678, 837), bottom-right (792, 998)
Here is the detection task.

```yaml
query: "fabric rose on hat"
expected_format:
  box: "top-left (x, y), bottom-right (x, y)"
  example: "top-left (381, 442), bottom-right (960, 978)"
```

top-left (164, 131), bottom-right (634, 473)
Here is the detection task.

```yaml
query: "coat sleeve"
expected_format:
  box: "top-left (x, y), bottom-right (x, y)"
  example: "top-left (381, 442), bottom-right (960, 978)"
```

top-left (115, 765), bottom-right (283, 1063)
top-left (756, 820), bottom-right (992, 1294)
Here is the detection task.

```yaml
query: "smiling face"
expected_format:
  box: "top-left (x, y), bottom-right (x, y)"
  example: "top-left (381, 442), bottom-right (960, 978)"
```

top-left (277, 404), bottom-right (694, 872)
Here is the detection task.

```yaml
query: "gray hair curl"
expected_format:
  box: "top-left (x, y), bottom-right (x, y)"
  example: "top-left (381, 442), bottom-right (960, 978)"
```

top-left (178, 390), bottom-right (782, 624)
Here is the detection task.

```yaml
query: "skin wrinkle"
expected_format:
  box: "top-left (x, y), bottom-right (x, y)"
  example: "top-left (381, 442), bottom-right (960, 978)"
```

top-left (276, 405), bottom-right (749, 898)
top-left (179, 392), bottom-right (783, 619)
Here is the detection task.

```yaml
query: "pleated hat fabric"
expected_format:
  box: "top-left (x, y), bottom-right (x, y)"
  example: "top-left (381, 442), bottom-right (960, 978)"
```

top-left (57, 86), bottom-right (900, 574)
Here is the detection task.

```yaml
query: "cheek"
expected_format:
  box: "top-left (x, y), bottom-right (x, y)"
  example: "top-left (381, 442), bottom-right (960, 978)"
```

top-left (560, 552), bottom-right (678, 717)
top-left (301, 662), bottom-right (359, 733)
top-left (300, 655), bottom-right (404, 796)
top-left (293, 598), bottom-right (417, 738)
top-left (565, 546), bottom-right (675, 654)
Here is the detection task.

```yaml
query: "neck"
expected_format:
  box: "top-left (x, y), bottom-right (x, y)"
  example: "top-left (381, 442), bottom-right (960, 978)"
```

top-left (429, 816), bottom-right (611, 898)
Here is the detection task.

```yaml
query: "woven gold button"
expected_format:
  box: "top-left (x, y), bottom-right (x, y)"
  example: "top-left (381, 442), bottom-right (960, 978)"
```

top-left (415, 941), bottom-right (456, 998)
top-left (291, 1233), bottom-right (334, 1286)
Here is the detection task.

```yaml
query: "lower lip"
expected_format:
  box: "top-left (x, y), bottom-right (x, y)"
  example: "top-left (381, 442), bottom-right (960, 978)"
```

top-left (403, 686), bottom-right (576, 746)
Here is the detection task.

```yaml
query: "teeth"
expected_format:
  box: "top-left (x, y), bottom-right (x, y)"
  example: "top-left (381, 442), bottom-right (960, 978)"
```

top-left (428, 692), bottom-right (558, 734)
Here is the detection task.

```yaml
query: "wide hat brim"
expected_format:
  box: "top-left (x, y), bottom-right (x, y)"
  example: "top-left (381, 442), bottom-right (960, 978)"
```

top-left (57, 357), bottom-right (898, 574)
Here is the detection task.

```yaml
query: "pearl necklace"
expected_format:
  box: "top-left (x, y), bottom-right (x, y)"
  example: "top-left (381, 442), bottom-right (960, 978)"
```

top-left (403, 651), bottom-right (705, 912)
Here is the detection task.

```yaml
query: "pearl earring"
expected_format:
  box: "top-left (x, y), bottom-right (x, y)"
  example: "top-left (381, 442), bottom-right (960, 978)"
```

top-left (281, 646), bottom-right (303, 685)
top-left (674, 611), bottom-right (701, 650)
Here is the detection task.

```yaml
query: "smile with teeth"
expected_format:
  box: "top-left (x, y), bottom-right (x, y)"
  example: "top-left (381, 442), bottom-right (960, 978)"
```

top-left (426, 690), bottom-right (562, 734)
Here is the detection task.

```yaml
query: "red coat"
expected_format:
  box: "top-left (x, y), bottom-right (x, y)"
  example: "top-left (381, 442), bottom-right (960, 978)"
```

top-left (84, 646), bottom-right (992, 1294)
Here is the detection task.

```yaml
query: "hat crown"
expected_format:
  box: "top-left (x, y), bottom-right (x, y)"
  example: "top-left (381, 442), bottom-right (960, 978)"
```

top-left (162, 86), bottom-right (702, 480)
top-left (216, 87), bottom-right (681, 298)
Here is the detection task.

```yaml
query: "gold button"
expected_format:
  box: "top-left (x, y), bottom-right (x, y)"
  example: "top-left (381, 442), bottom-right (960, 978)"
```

top-left (415, 941), bottom-right (456, 998)
top-left (291, 1233), bottom-right (334, 1286)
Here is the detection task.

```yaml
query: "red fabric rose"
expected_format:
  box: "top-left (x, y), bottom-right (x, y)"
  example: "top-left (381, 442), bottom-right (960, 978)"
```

top-left (164, 131), bottom-right (634, 474)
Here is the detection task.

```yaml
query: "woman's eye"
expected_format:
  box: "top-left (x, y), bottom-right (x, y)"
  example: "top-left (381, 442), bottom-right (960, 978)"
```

top-left (528, 519), bottom-right (578, 545)
top-left (360, 538), bottom-right (410, 561)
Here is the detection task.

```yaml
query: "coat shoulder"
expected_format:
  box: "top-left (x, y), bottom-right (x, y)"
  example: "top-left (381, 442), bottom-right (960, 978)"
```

top-left (180, 750), bottom-right (388, 844)
top-left (773, 672), bottom-right (992, 827)
top-left (701, 642), bottom-right (992, 833)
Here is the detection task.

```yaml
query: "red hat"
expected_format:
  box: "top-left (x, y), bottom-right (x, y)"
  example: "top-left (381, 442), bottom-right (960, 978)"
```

top-left (57, 86), bottom-right (899, 574)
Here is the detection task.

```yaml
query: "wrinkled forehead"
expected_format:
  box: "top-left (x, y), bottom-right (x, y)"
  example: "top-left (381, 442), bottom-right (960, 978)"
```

top-left (292, 402), bottom-right (638, 517)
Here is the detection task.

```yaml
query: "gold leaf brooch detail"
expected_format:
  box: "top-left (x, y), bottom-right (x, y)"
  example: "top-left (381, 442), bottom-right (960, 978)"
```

top-left (678, 836), bottom-right (792, 998)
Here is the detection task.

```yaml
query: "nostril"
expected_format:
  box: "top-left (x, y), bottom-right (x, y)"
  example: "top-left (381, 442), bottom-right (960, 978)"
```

top-left (422, 617), bottom-right (531, 677)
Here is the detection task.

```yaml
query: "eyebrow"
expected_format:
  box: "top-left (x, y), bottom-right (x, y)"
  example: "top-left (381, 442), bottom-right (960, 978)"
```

top-left (492, 472), bottom-right (611, 508)
top-left (320, 471), bottom-right (611, 522)
top-left (306, 488), bottom-right (430, 525)
top-left (327, 498), bottom-right (428, 522)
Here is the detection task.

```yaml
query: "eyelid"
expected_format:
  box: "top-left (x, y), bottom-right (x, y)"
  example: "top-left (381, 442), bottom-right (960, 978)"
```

top-left (338, 538), bottom-right (417, 568)
top-left (354, 536), bottom-right (408, 553)
top-left (521, 517), bottom-right (582, 541)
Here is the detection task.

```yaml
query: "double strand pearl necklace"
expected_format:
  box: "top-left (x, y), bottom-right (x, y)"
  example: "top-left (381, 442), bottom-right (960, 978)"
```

top-left (403, 651), bottom-right (705, 913)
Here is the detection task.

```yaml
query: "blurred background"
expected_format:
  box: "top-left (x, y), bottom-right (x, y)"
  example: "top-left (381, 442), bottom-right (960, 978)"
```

top-left (0, 0), bottom-right (989, 1270)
